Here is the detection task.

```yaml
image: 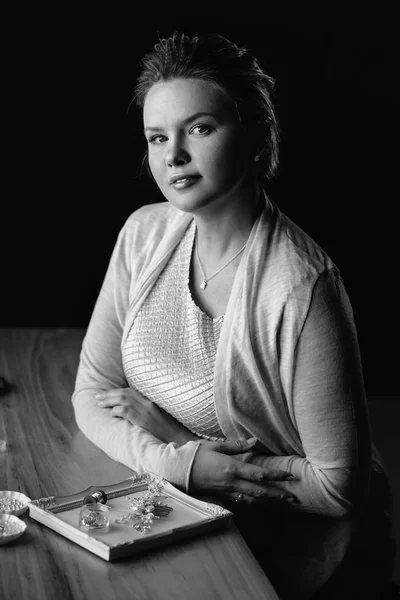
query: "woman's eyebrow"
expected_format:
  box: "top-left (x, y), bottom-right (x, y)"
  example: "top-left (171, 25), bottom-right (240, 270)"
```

top-left (144, 111), bottom-right (216, 133)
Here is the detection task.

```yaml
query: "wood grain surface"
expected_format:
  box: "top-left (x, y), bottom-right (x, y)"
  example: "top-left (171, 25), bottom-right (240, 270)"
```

top-left (0, 329), bottom-right (280, 600)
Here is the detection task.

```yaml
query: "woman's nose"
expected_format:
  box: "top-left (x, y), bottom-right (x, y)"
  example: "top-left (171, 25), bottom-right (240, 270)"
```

top-left (165, 139), bottom-right (190, 167)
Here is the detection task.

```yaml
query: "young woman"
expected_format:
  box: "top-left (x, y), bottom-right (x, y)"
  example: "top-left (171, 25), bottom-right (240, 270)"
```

top-left (72, 33), bottom-right (396, 598)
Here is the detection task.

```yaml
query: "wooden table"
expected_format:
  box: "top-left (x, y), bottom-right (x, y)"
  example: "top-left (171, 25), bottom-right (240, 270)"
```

top-left (0, 329), bottom-right (280, 600)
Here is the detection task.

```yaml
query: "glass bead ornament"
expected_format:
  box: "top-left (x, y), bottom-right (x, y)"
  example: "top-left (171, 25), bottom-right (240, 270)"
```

top-left (79, 502), bottom-right (110, 532)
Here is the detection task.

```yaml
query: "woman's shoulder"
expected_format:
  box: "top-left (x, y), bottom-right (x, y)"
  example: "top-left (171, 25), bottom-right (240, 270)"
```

top-left (111, 202), bottom-right (193, 277)
top-left (279, 213), bottom-right (336, 273)
top-left (262, 199), bottom-right (337, 279)
top-left (119, 201), bottom-right (192, 246)
top-left (253, 198), bottom-right (340, 306)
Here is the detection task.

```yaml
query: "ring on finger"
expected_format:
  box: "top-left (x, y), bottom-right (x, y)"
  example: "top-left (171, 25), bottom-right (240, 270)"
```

top-left (235, 492), bottom-right (244, 503)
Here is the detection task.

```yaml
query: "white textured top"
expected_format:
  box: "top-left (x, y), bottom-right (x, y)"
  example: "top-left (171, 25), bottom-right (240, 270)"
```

top-left (123, 221), bottom-right (225, 441)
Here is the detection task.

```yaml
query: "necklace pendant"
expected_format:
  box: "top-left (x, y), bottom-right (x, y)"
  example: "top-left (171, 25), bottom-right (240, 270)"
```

top-left (200, 280), bottom-right (207, 290)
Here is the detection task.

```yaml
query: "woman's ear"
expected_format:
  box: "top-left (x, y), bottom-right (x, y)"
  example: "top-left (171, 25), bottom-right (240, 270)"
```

top-left (247, 121), bottom-right (265, 163)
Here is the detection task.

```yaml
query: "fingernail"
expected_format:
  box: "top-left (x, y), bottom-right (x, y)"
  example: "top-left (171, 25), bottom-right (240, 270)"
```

top-left (246, 437), bottom-right (257, 444)
top-left (285, 475), bottom-right (294, 481)
top-left (97, 401), bottom-right (105, 407)
top-left (94, 393), bottom-right (104, 400)
top-left (285, 496), bottom-right (297, 503)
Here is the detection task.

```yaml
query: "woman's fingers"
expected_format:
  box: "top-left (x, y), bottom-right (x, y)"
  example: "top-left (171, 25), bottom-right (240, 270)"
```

top-left (97, 396), bottom-right (130, 408)
top-left (110, 405), bottom-right (132, 419)
top-left (211, 438), bottom-right (258, 454)
top-left (94, 388), bottom-right (132, 399)
top-left (190, 446), bottom-right (297, 505)
top-left (211, 439), bottom-right (293, 482)
top-left (236, 461), bottom-right (294, 482)
top-left (232, 467), bottom-right (296, 504)
top-left (94, 388), bottom-right (149, 409)
top-left (229, 490), bottom-right (297, 505)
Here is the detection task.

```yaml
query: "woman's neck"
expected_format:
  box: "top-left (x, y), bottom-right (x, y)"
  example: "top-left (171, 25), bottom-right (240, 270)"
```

top-left (194, 185), bottom-right (262, 261)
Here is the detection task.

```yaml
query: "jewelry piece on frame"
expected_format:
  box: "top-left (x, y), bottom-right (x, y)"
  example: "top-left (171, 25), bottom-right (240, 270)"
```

top-left (114, 477), bottom-right (173, 533)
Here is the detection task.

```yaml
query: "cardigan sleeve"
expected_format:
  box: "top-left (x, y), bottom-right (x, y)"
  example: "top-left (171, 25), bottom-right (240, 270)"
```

top-left (239, 269), bottom-right (372, 517)
top-left (71, 217), bottom-right (201, 492)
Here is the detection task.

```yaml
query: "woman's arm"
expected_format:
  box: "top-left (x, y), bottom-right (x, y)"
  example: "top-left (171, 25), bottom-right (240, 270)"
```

top-left (72, 218), bottom-right (202, 492)
top-left (93, 386), bottom-right (296, 504)
top-left (94, 387), bottom-right (200, 446)
top-left (237, 270), bottom-right (372, 517)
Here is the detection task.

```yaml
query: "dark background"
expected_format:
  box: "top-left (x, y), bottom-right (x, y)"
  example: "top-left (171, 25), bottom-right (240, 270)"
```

top-left (1, 9), bottom-right (397, 395)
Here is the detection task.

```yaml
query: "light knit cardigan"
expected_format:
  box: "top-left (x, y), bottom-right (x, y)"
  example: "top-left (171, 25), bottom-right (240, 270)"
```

top-left (72, 196), bottom-right (373, 518)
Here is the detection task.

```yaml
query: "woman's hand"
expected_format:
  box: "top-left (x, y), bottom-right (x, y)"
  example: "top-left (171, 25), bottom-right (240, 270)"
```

top-left (190, 439), bottom-right (297, 505)
top-left (94, 387), bottom-right (198, 446)
top-left (95, 389), bottom-right (297, 505)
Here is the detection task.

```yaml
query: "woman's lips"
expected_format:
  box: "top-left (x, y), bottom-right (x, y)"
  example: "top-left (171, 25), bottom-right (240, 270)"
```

top-left (169, 175), bottom-right (201, 189)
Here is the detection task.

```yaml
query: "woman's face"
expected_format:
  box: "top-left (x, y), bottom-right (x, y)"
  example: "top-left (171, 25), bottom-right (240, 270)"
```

top-left (143, 78), bottom-right (253, 214)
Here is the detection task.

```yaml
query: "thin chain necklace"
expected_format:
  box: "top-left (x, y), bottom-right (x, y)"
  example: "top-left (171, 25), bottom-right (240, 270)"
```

top-left (195, 238), bottom-right (247, 290)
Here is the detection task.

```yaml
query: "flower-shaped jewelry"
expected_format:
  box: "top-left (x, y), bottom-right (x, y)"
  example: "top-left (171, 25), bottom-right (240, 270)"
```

top-left (115, 478), bottom-right (173, 533)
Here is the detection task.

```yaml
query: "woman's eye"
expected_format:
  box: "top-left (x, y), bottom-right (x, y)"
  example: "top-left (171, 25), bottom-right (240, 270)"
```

top-left (148, 134), bottom-right (167, 144)
top-left (190, 125), bottom-right (212, 135)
